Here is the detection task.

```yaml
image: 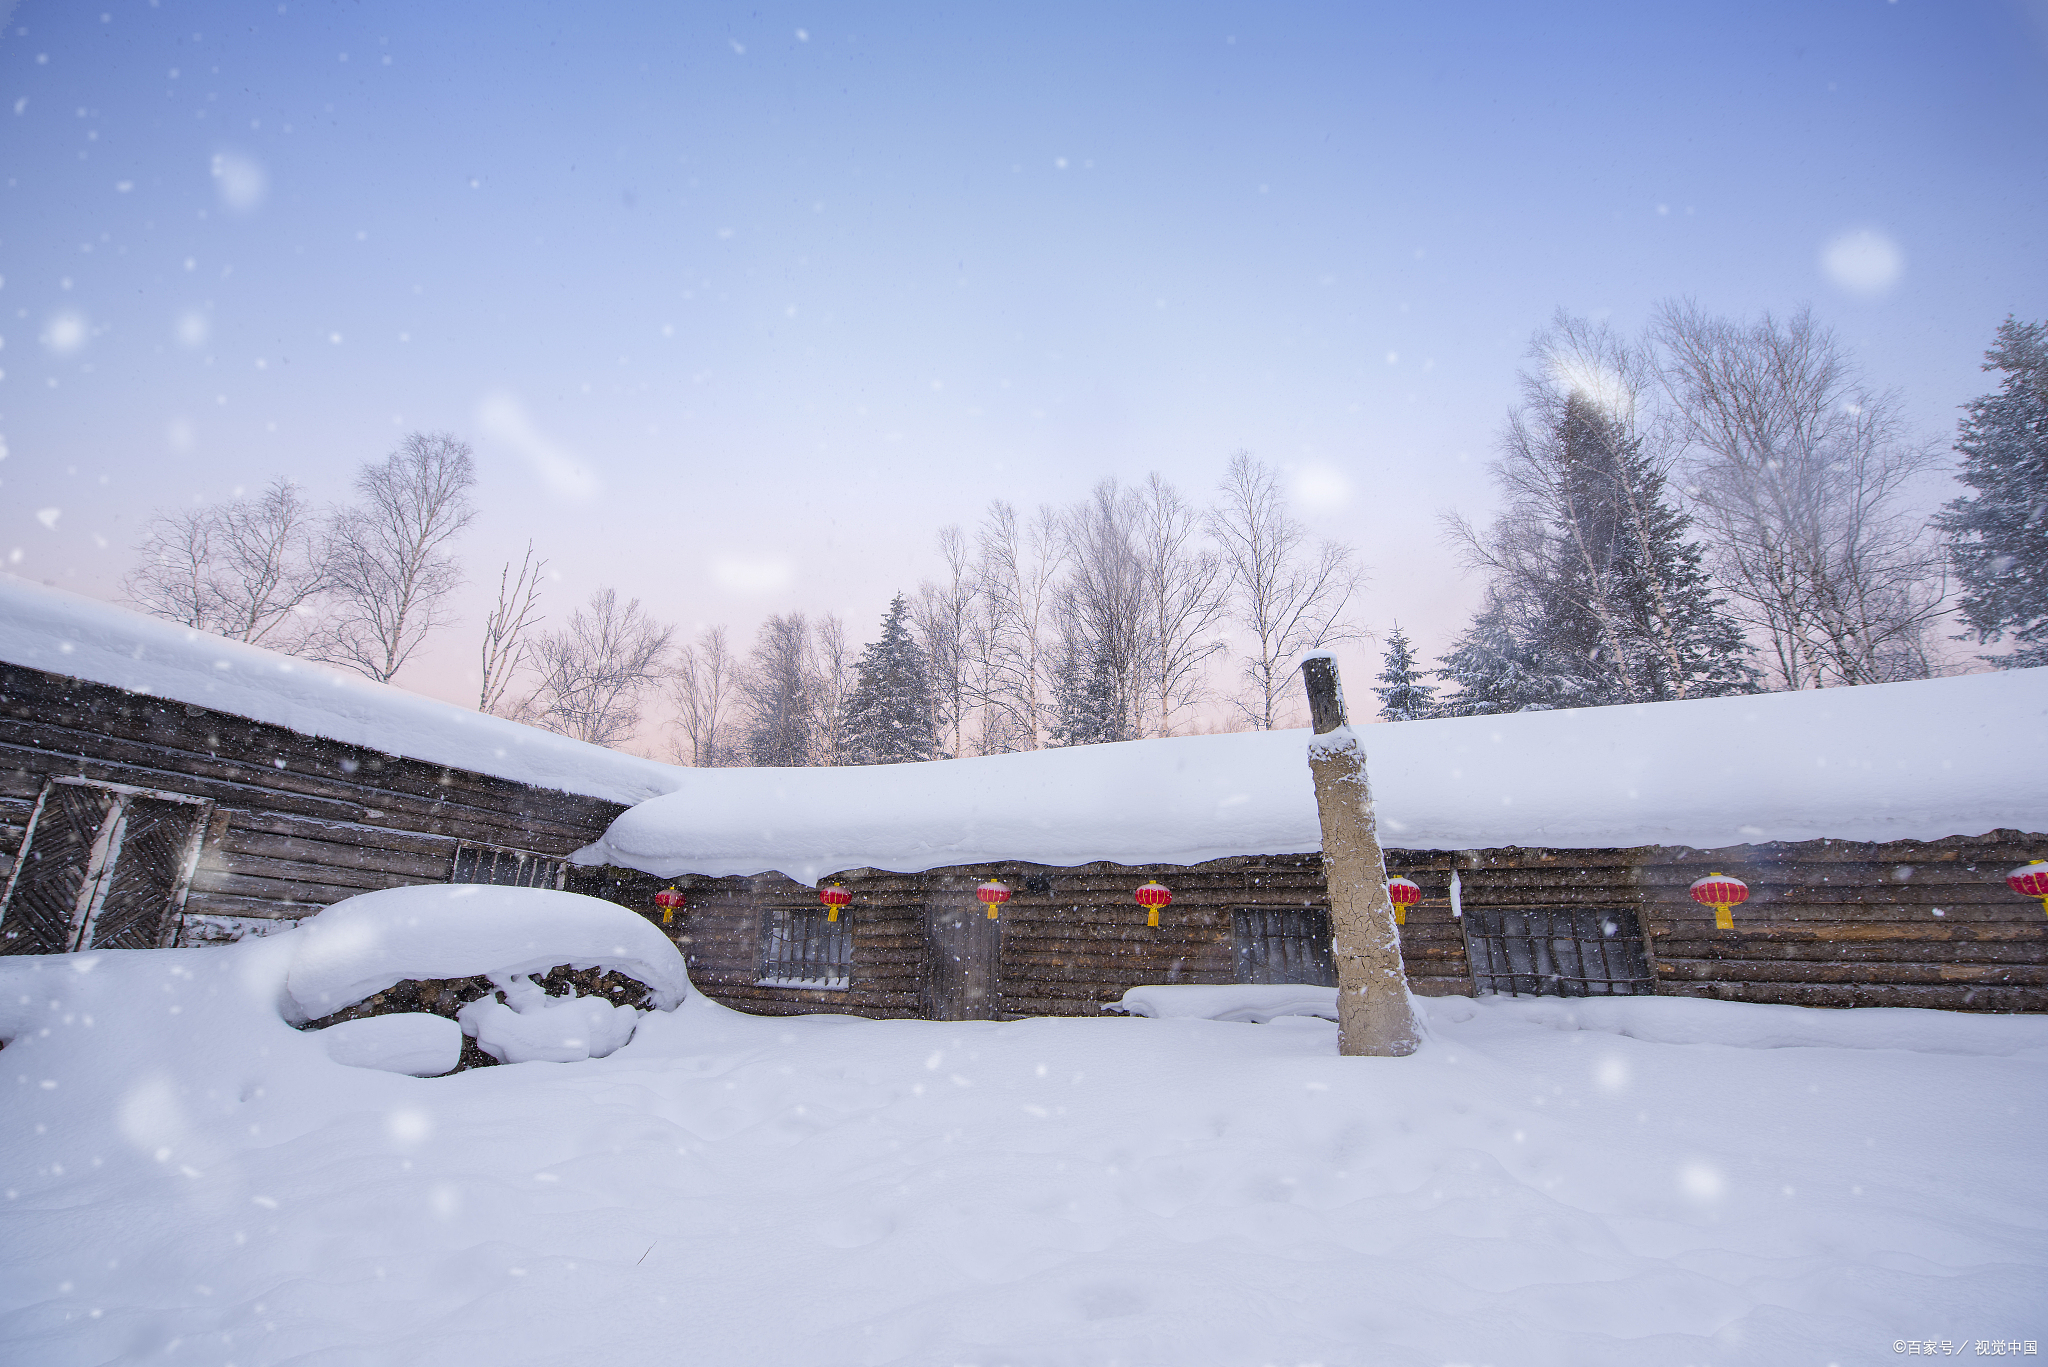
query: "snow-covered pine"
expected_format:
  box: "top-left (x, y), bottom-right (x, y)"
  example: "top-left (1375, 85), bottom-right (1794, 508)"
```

top-left (1048, 635), bottom-right (1124, 746)
top-left (1439, 386), bottom-right (1758, 714)
top-left (1372, 621), bottom-right (1438, 721)
top-left (1938, 317), bottom-right (2048, 670)
top-left (840, 594), bottom-right (941, 765)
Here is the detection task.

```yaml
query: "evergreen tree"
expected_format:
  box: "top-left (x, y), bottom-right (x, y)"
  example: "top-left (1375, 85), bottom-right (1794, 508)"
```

top-left (1937, 317), bottom-right (2048, 669)
top-left (840, 595), bottom-right (940, 765)
top-left (1048, 636), bottom-right (1122, 746)
top-left (1434, 587), bottom-right (1557, 715)
top-left (1442, 346), bottom-right (1759, 714)
top-left (1372, 622), bottom-right (1438, 720)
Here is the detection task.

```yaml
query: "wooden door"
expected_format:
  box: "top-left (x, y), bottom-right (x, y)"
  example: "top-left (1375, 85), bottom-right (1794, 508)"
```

top-left (0, 781), bottom-right (208, 954)
top-left (78, 797), bottom-right (206, 950)
top-left (923, 895), bottom-right (1001, 1020)
top-left (0, 782), bottom-right (118, 954)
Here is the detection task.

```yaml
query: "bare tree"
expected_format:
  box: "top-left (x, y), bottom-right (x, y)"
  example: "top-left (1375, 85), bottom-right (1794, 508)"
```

top-left (1056, 479), bottom-right (1152, 743)
top-left (321, 432), bottom-right (479, 683)
top-left (738, 613), bottom-right (817, 766)
top-left (1209, 452), bottom-right (1366, 728)
top-left (1138, 472), bottom-right (1229, 736)
top-left (669, 625), bottom-right (738, 767)
top-left (912, 526), bottom-right (977, 759)
top-left (126, 479), bottom-right (328, 648)
top-left (526, 587), bottom-right (673, 748)
top-left (479, 543), bottom-right (545, 715)
top-left (1654, 303), bottom-right (1948, 688)
top-left (810, 611), bottom-right (855, 766)
top-left (973, 500), bottom-right (1066, 751)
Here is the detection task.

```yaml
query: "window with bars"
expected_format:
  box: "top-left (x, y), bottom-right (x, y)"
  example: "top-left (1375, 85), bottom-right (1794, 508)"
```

top-left (1232, 908), bottom-right (1337, 986)
top-left (449, 843), bottom-right (568, 890)
top-left (756, 908), bottom-right (851, 990)
top-left (1462, 907), bottom-right (1654, 997)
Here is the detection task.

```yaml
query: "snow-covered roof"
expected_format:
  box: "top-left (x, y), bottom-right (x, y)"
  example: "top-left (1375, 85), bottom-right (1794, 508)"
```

top-left (579, 669), bottom-right (2048, 884)
top-left (0, 575), bottom-right (683, 806)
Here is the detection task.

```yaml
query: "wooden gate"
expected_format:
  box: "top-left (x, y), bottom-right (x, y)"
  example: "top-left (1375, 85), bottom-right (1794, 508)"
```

top-left (0, 778), bottom-right (211, 954)
top-left (923, 893), bottom-right (1001, 1020)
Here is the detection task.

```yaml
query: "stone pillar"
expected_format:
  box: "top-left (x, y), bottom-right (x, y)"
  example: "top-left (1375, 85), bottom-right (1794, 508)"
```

top-left (1301, 654), bottom-right (1421, 1057)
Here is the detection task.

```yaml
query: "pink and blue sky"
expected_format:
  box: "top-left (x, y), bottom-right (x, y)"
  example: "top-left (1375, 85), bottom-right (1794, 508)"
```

top-left (3, 0), bottom-right (2044, 724)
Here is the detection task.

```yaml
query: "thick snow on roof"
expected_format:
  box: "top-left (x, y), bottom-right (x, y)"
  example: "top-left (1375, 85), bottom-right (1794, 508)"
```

top-left (0, 574), bottom-right (682, 805)
top-left (581, 669), bottom-right (2048, 884)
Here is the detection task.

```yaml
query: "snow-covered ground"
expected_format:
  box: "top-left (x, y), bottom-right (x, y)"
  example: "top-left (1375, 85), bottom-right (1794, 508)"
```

top-left (4, 919), bottom-right (2044, 1365)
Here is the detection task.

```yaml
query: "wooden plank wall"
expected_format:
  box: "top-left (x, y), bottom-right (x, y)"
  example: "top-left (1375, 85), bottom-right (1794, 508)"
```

top-left (1, 664), bottom-right (627, 945)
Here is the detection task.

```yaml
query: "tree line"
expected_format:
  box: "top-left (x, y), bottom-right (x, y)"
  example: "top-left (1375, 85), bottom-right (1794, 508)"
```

top-left (124, 307), bottom-right (2045, 758)
top-left (125, 445), bottom-right (1368, 763)
top-left (664, 452), bottom-right (1366, 766)
top-left (1367, 306), bottom-right (2045, 721)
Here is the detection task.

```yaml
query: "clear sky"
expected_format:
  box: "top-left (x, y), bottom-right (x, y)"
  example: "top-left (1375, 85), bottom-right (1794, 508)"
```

top-left (3, 0), bottom-right (2045, 730)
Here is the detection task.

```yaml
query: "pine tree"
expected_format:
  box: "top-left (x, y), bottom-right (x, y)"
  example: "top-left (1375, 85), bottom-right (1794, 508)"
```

top-left (1372, 622), bottom-right (1439, 720)
top-left (1442, 361), bottom-right (1759, 714)
top-left (1938, 317), bottom-right (2048, 669)
top-left (840, 595), bottom-right (940, 765)
top-left (1434, 587), bottom-right (1557, 715)
top-left (1048, 637), bottom-right (1122, 747)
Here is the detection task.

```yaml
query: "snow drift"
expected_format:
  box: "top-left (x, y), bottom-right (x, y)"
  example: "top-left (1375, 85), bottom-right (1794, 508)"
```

top-left (579, 668), bottom-right (2048, 884)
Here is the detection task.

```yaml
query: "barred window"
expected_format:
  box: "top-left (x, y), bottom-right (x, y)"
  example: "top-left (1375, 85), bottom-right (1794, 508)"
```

top-left (1463, 907), bottom-right (1653, 998)
top-left (756, 908), bottom-right (851, 990)
top-left (1233, 908), bottom-right (1337, 986)
top-left (450, 843), bottom-right (567, 890)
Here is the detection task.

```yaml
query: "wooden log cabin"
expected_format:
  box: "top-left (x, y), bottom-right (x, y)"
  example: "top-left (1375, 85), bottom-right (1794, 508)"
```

top-left (0, 578), bottom-right (673, 953)
top-left (6, 577), bottom-right (2046, 1017)
top-left (577, 669), bottom-right (2048, 1018)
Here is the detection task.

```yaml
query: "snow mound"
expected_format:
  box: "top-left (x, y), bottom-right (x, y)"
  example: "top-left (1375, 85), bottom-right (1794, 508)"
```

top-left (456, 972), bottom-right (641, 1064)
top-left (578, 669), bottom-right (2048, 885)
top-left (1107, 983), bottom-right (1341, 1023)
top-left (0, 574), bottom-right (683, 805)
top-left (315, 1012), bottom-right (463, 1076)
top-left (282, 885), bottom-right (689, 1024)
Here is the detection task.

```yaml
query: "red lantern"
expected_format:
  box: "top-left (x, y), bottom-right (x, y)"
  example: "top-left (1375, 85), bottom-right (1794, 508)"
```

top-left (1133, 880), bottom-right (1172, 928)
top-left (1386, 876), bottom-right (1420, 926)
top-left (652, 887), bottom-right (686, 925)
top-left (976, 879), bottom-right (1011, 920)
top-left (2006, 862), bottom-right (2048, 917)
top-left (1690, 872), bottom-right (1750, 930)
top-left (819, 883), bottom-right (852, 922)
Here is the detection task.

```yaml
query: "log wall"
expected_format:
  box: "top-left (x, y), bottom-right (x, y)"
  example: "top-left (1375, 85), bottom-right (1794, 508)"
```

top-left (604, 834), bottom-right (2048, 1019)
top-left (1, 663), bottom-right (627, 946)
